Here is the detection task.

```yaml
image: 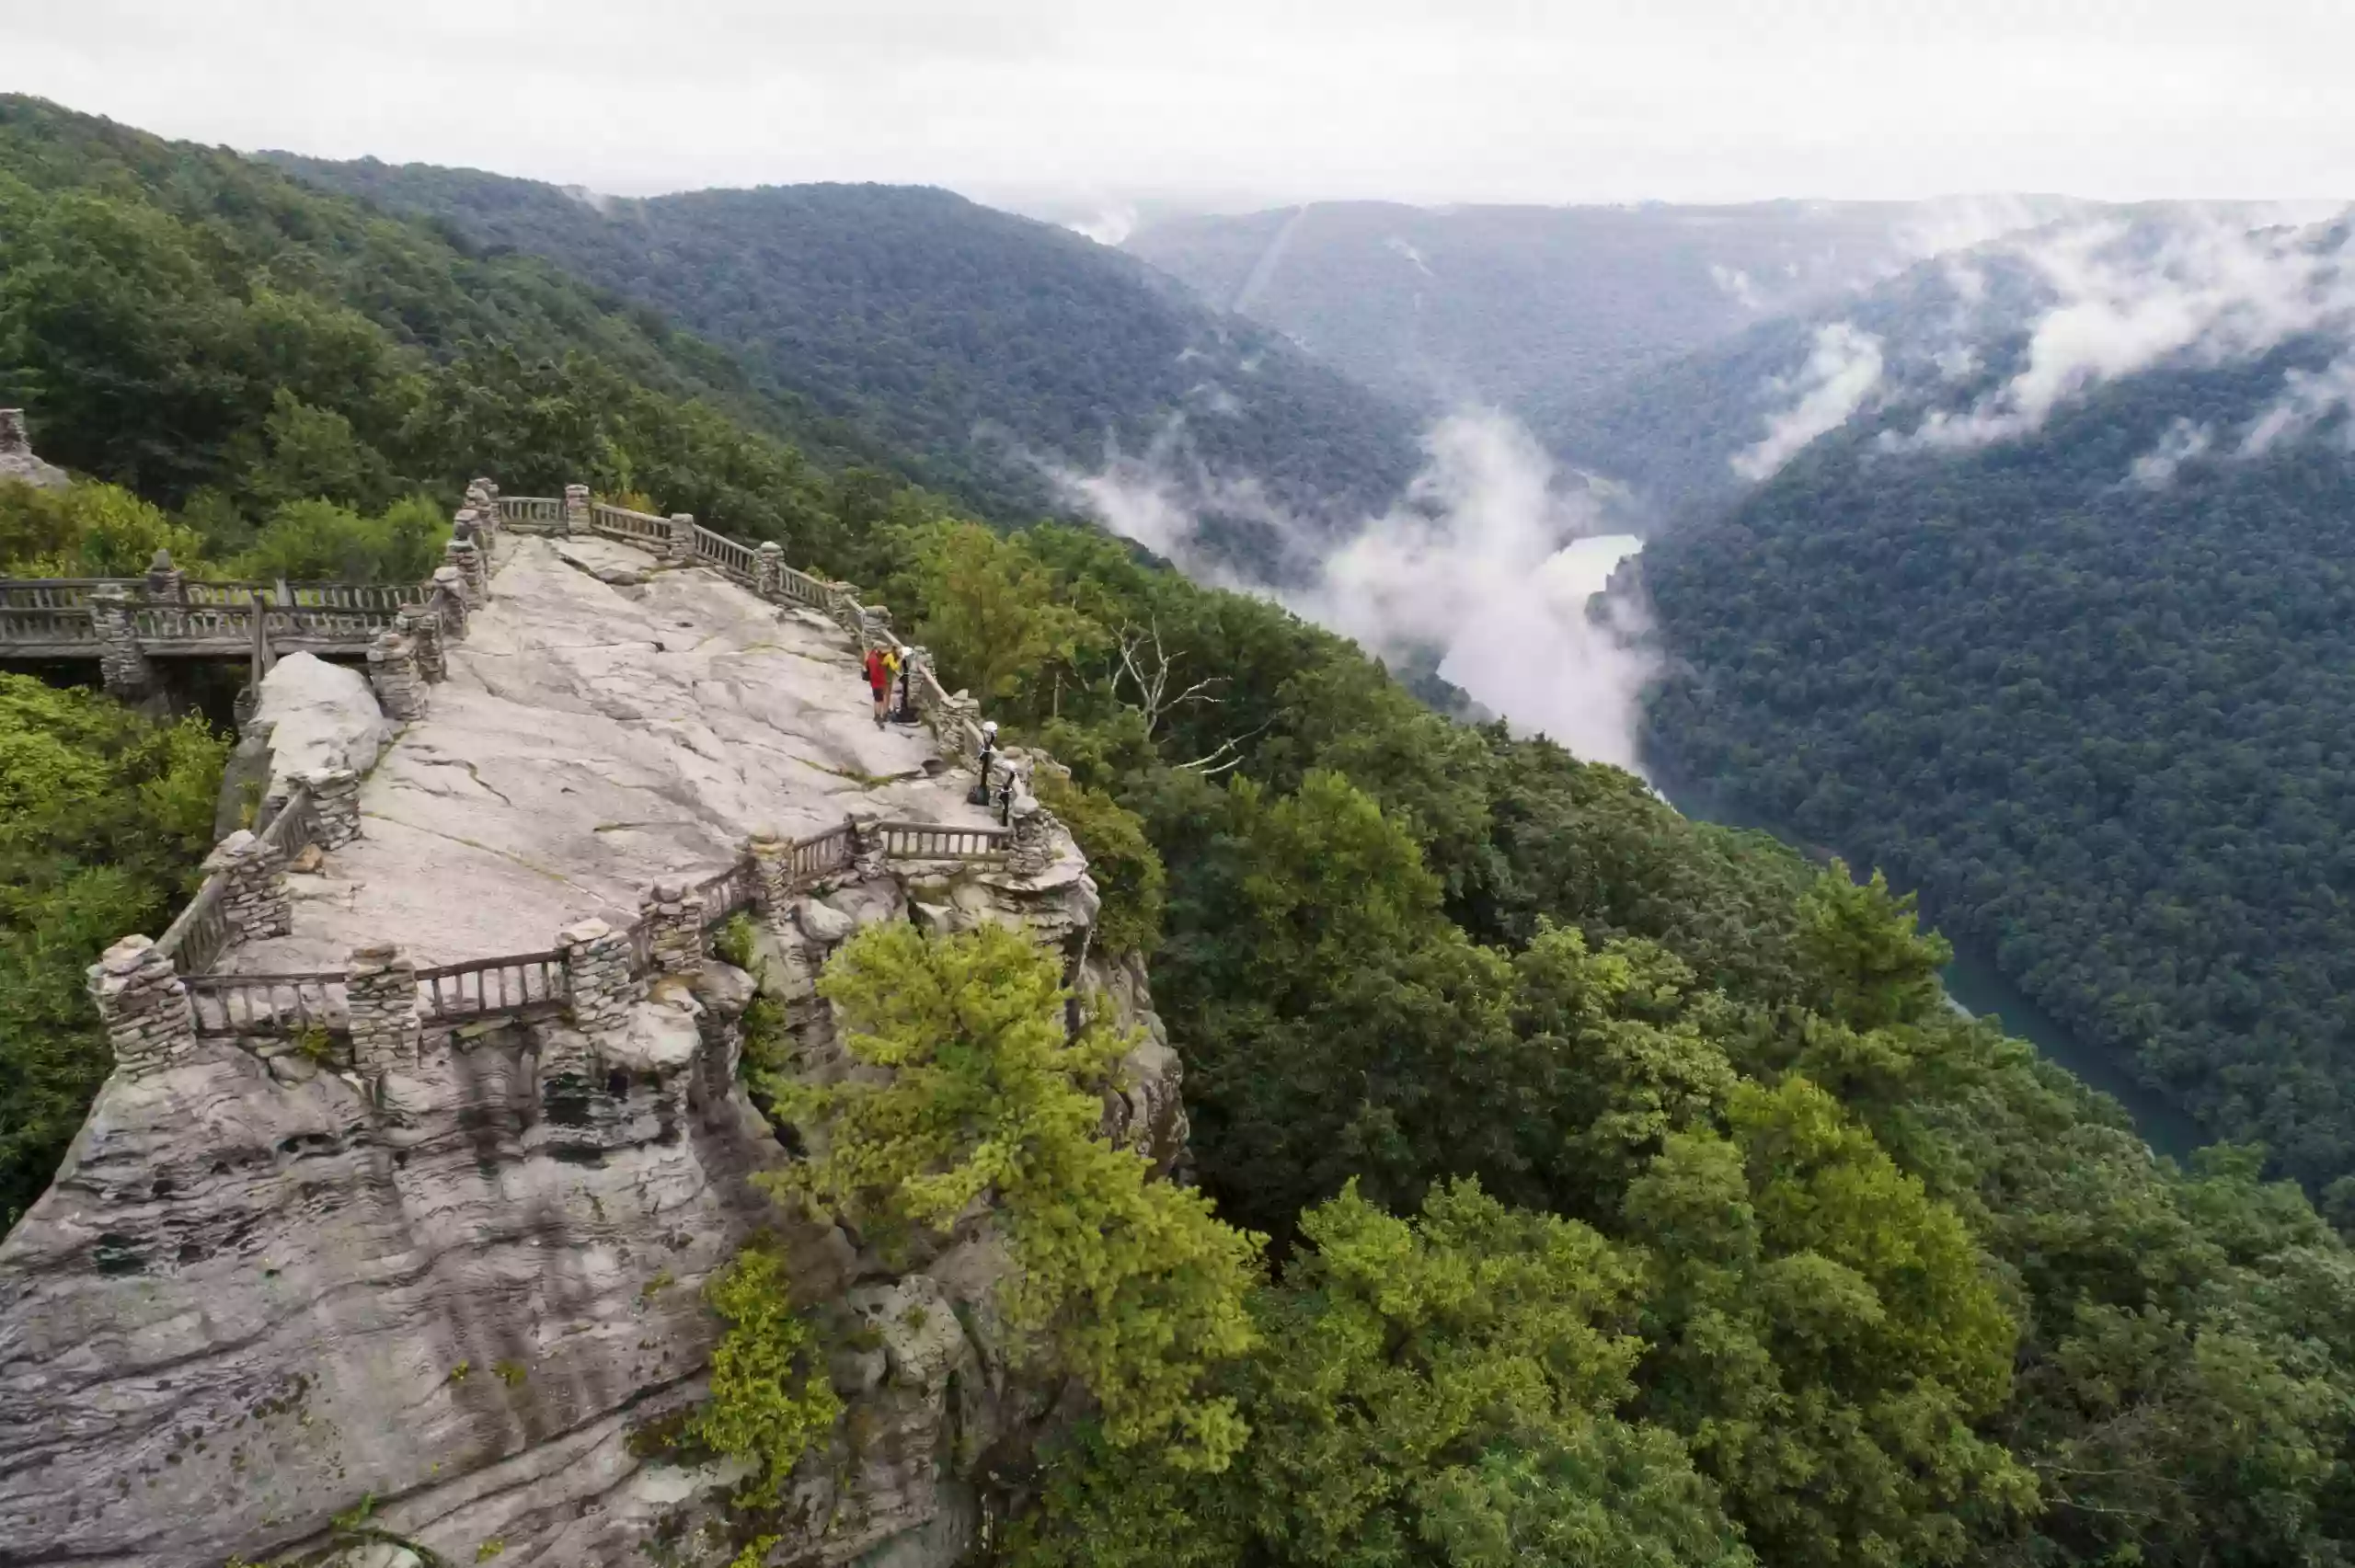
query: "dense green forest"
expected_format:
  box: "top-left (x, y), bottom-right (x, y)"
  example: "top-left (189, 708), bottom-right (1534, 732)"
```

top-left (8, 97), bottom-right (2355, 1567)
top-left (1644, 339), bottom-right (2355, 1207)
top-left (269, 154), bottom-right (1425, 579)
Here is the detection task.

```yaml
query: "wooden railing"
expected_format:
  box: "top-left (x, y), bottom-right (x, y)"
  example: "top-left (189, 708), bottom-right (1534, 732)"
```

top-left (794, 822), bottom-right (858, 880)
top-left (156, 878), bottom-right (233, 974)
top-left (0, 606), bottom-right (99, 646)
top-left (498, 496), bottom-right (565, 529)
top-left (878, 821), bottom-right (1014, 860)
top-left (0, 579), bottom-right (105, 610)
top-left (692, 523), bottom-right (759, 585)
top-left (259, 784), bottom-right (320, 858)
top-left (415, 950), bottom-right (569, 1025)
top-left (695, 859), bottom-right (761, 928)
top-left (590, 501), bottom-right (670, 546)
top-left (775, 562), bottom-right (832, 607)
top-left (188, 971), bottom-right (346, 1040)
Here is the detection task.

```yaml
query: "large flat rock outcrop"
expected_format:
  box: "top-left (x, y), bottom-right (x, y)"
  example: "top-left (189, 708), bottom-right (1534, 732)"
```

top-left (236, 535), bottom-right (1005, 968)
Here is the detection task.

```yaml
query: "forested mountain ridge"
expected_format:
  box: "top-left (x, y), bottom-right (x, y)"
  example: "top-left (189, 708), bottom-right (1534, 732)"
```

top-left (1553, 203), bottom-right (2319, 519)
top-left (11, 93), bottom-right (2355, 1566)
top-left (269, 154), bottom-right (1427, 580)
top-left (1643, 328), bottom-right (2355, 1204)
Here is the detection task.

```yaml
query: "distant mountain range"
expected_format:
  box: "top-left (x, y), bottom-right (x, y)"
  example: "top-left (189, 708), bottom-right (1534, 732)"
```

top-left (269, 155), bottom-right (1426, 581)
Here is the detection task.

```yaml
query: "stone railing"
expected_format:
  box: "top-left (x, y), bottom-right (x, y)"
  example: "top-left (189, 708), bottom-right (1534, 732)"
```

top-left (92, 473), bottom-right (1075, 1089)
top-left (0, 478), bottom-right (500, 704)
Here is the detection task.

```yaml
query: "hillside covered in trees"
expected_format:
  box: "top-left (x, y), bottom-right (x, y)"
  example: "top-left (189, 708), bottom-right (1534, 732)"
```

top-left (270, 154), bottom-right (1426, 580)
top-left (1644, 335), bottom-right (2355, 1210)
top-left (8, 97), bottom-right (2355, 1568)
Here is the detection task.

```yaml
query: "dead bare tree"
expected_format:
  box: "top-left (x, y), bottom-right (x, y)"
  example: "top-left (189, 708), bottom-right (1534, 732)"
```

top-left (1105, 618), bottom-right (1266, 775)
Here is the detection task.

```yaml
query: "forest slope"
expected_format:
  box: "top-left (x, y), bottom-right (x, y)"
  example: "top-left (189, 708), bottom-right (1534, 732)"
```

top-left (1644, 338), bottom-right (2355, 1200)
top-left (9, 97), bottom-right (2355, 1568)
top-left (270, 156), bottom-right (1426, 578)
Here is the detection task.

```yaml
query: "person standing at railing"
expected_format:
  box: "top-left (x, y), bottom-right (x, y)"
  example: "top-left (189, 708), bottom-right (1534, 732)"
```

top-left (863, 643), bottom-right (898, 727)
top-left (969, 720), bottom-right (999, 805)
top-left (891, 646), bottom-right (917, 724)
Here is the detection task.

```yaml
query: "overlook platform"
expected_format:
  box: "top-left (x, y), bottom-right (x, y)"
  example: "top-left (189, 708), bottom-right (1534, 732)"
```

top-left (227, 532), bottom-right (1007, 972)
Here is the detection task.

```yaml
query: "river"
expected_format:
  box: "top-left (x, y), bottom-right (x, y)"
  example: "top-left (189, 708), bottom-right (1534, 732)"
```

top-left (1652, 758), bottom-right (2207, 1161)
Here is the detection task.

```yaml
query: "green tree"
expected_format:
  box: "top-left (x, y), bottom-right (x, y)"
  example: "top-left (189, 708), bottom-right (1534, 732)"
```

top-left (1014, 1178), bottom-right (1752, 1568)
top-left (905, 522), bottom-right (1100, 702)
top-left (0, 674), bottom-right (225, 1225)
top-left (764, 921), bottom-right (1262, 1467)
top-left (688, 1244), bottom-right (843, 1502)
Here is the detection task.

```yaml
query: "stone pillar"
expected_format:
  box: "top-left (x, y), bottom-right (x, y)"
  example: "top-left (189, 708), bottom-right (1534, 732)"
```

top-left (366, 630), bottom-right (428, 722)
top-left (639, 881), bottom-right (706, 977)
top-left (824, 583), bottom-right (860, 634)
top-left (443, 532), bottom-right (486, 601)
top-left (89, 586), bottom-right (155, 701)
top-left (348, 943), bottom-right (420, 1077)
top-left (431, 567), bottom-right (470, 640)
top-left (561, 917), bottom-right (637, 1034)
top-left (858, 604), bottom-right (893, 651)
top-left (938, 690), bottom-right (984, 763)
top-left (563, 483), bottom-right (591, 535)
top-left (203, 829), bottom-right (291, 942)
top-left (747, 830), bottom-right (796, 913)
top-left (666, 512), bottom-right (697, 567)
top-left (144, 548), bottom-right (186, 605)
top-left (1008, 795), bottom-right (1060, 877)
top-left (87, 935), bottom-right (197, 1078)
top-left (298, 767), bottom-right (362, 848)
top-left (397, 601), bottom-right (446, 683)
top-left (465, 479), bottom-right (500, 539)
top-left (755, 541), bottom-right (785, 601)
top-left (847, 809), bottom-right (889, 879)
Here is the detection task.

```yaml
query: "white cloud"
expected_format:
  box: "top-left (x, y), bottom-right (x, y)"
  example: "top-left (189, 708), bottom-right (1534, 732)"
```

top-left (2239, 351), bottom-right (2355, 456)
top-left (11, 1), bottom-right (2355, 204)
top-left (1731, 323), bottom-right (1885, 480)
top-left (2129, 416), bottom-right (2215, 486)
top-left (1710, 264), bottom-right (1763, 310)
top-left (1292, 414), bottom-right (1655, 772)
top-left (1891, 214), bottom-right (2355, 451)
top-left (1053, 410), bottom-right (1660, 773)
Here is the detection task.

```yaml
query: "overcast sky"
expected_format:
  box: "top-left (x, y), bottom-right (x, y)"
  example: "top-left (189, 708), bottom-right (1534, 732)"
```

top-left (8, 0), bottom-right (2354, 214)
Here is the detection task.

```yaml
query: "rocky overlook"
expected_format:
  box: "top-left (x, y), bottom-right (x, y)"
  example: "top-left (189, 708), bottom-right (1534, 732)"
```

top-left (0, 512), bottom-right (1181, 1568)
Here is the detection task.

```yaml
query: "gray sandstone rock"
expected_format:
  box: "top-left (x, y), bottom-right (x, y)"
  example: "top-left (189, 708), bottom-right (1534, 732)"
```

top-left (0, 530), bottom-right (1189, 1568)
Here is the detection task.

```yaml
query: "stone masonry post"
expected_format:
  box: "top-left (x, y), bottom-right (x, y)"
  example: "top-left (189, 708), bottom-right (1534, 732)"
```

top-left (298, 767), bottom-right (362, 848)
top-left (755, 541), bottom-right (785, 601)
top-left (87, 935), bottom-right (197, 1078)
top-left (431, 567), bottom-right (471, 640)
top-left (347, 943), bottom-right (421, 1077)
top-left (563, 483), bottom-right (591, 535)
top-left (443, 530), bottom-right (486, 601)
top-left (667, 512), bottom-right (697, 567)
top-left (366, 630), bottom-right (428, 722)
top-left (397, 601), bottom-right (446, 682)
top-left (858, 604), bottom-right (893, 651)
top-left (560, 917), bottom-right (637, 1034)
top-left (144, 548), bottom-right (186, 605)
top-left (848, 809), bottom-right (889, 879)
top-left (89, 586), bottom-right (155, 701)
top-left (1008, 795), bottom-right (1060, 877)
top-left (639, 881), bottom-right (706, 977)
top-left (203, 830), bottom-right (291, 942)
top-left (747, 831), bottom-right (795, 914)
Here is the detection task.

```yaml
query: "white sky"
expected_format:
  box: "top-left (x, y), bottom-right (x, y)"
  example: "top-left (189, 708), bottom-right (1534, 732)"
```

top-left (6, 0), bottom-right (2354, 209)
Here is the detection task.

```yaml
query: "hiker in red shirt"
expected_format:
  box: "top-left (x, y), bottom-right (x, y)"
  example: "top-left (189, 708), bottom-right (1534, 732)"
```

top-left (863, 645), bottom-right (894, 727)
